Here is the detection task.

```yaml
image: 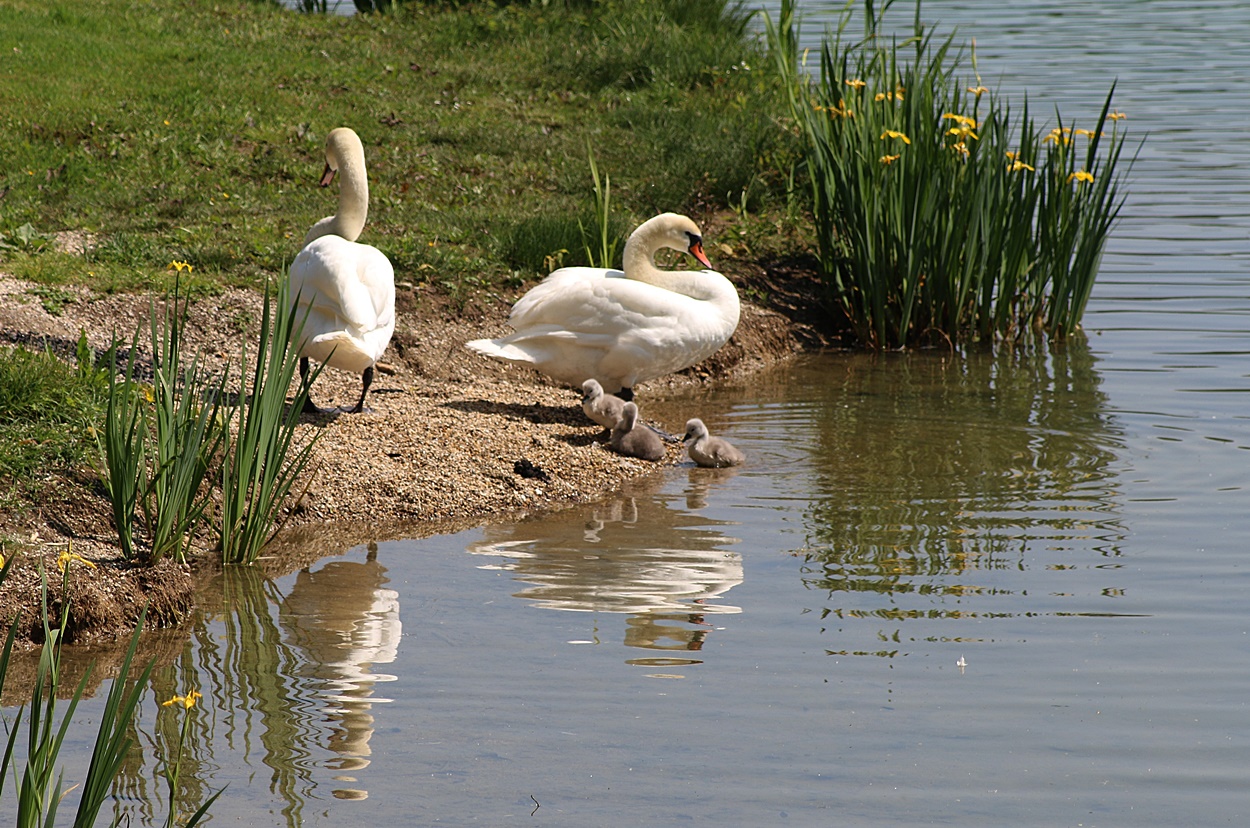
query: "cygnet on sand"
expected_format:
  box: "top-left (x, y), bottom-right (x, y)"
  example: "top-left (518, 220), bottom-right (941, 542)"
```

top-left (609, 402), bottom-right (666, 462)
top-left (581, 379), bottom-right (626, 430)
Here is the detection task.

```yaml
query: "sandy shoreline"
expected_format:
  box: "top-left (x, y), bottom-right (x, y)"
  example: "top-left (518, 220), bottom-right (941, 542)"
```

top-left (0, 273), bottom-right (805, 648)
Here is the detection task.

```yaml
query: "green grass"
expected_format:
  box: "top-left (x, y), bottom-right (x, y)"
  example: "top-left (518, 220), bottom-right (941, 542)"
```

top-left (0, 0), bottom-right (795, 516)
top-left (0, 0), bottom-right (790, 292)
top-left (0, 339), bottom-right (108, 508)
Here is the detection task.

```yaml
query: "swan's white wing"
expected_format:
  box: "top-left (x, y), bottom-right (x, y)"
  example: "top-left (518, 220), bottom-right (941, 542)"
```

top-left (341, 245), bottom-right (395, 334)
top-left (472, 264), bottom-right (738, 392)
top-left (289, 235), bottom-right (395, 372)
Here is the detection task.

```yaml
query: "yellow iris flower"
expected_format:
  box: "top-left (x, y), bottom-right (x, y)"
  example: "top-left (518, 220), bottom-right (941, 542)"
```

top-left (1045, 128), bottom-right (1074, 146)
top-left (57, 548), bottom-right (97, 574)
top-left (1068, 170), bottom-right (1094, 184)
top-left (163, 691), bottom-right (203, 709)
top-left (873, 85), bottom-right (905, 102)
top-left (880, 130), bottom-right (911, 144)
top-left (942, 113), bottom-right (979, 129)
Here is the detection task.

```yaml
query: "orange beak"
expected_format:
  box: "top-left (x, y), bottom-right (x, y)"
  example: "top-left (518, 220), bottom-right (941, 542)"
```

top-left (319, 163), bottom-right (336, 187)
top-left (688, 239), bottom-right (712, 269)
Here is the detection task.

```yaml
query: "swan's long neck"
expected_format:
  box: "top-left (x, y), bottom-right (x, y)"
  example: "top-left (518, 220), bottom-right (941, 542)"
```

top-left (621, 227), bottom-right (665, 284)
top-left (304, 136), bottom-right (369, 246)
top-left (621, 220), bottom-right (733, 304)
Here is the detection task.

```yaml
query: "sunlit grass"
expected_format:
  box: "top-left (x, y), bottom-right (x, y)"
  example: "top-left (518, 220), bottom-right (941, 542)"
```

top-left (0, 339), bottom-right (107, 508)
top-left (0, 0), bottom-right (789, 298)
top-left (0, 0), bottom-right (792, 516)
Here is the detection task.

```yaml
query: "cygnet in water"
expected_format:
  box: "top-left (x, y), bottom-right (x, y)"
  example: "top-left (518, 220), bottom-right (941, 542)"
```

top-left (581, 379), bottom-right (626, 430)
top-left (609, 402), bottom-right (666, 462)
top-left (683, 418), bottom-right (745, 468)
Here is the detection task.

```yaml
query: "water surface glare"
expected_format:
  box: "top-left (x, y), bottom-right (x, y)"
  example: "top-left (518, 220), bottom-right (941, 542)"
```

top-left (6, 1), bottom-right (1250, 825)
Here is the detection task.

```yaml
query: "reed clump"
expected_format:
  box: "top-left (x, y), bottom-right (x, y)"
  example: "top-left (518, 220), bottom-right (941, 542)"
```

top-left (100, 273), bottom-right (230, 565)
top-left (0, 556), bottom-right (217, 826)
top-left (768, 0), bottom-right (1133, 349)
top-left (218, 280), bottom-right (319, 567)
top-left (99, 274), bottom-right (317, 567)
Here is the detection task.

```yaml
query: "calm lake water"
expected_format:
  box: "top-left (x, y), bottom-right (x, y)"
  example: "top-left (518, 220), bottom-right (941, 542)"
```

top-left (9, 2), bottom-right (1250, 826)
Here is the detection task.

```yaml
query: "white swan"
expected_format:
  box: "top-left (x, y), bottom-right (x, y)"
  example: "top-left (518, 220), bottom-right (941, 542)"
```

top-left (682, 418), bottom-right (745, 468)
top-left (288, 127), bottom-right (395, 413)
top-left (465, 213), bottom-right (739, 399)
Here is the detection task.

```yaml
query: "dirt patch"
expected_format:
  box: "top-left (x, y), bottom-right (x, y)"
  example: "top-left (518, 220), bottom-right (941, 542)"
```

top-left (0, 245), bottom-right (834, 650)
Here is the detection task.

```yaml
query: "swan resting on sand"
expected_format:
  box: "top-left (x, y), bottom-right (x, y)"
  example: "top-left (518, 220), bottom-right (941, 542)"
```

top-left (465, 213), bottom-right (739, 400)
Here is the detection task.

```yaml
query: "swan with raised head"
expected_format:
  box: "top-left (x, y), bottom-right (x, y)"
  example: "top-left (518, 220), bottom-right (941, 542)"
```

top-left (288, 127), bottom-right (395, 414)
top-left (683, 418), bottom-right (745, 468)
top-left (466, 213), bottom-right (739, 400)
top-left (609, 402), bottom-right (665, 462)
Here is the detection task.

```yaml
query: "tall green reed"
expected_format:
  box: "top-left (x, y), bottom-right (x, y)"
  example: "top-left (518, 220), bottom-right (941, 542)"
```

top-left (0, 554), bottom-right (218, 826)
top-left (219, 280), bottom-right (319, 566)
top-left (100, 336), bottom-right (146, 561)
top-left (579, 145), bottom-right (620, 269)
top-left (100, 277), bottom-right (230, 564)
top-left (1, 558), bottom-right (148, 828)
top-left (143, 282), bottom-right (229, 564)
top-left (767, 0), bottom-right (1133, 348)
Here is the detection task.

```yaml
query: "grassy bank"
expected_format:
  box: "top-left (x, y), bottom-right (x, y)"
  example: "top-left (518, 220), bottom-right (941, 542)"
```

top-left (0, 0), bottom-right (795, 298)
top-left (0, 0), bottom-right (801, 522)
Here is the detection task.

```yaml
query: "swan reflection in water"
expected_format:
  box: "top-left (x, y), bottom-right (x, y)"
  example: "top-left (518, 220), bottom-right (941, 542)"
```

top-left (467, 472), bottom-right (744, 664)
top-left (279, 542), bottom-right (401, 800)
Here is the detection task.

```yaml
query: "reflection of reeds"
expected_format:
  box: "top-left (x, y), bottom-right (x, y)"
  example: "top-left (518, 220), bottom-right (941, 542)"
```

top-left (800, 342), bottom-right (1122, 603)
top-left (218, 566), bottom-right (314, 825)
top-left (126, 567), bottom-right (316, 827)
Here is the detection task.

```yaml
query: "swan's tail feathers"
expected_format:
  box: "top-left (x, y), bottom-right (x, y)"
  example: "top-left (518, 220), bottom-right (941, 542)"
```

top-left (465, 338), bottom-right (537, 365)
top-left (302, 332), bottom-right (375, 374)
